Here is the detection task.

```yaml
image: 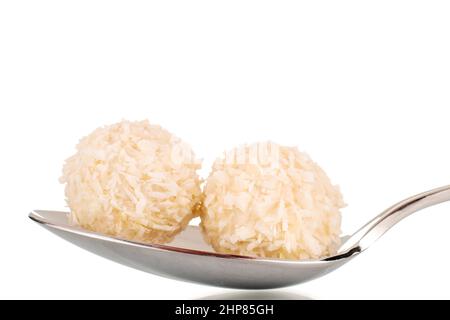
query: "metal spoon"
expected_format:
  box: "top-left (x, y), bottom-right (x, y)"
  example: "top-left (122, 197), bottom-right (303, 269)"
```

top-left (29, 185), bottom-right (450, 289)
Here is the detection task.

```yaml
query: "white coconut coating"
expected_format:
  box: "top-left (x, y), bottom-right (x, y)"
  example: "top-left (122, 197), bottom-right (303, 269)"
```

top-left (61, 120), bottom-right (202, 244)
top-left (201, 142), bottom-right (345, 260)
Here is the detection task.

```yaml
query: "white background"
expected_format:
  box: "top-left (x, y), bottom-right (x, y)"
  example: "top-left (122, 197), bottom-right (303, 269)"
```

top-left (1, 1), bottom-right (450, 300)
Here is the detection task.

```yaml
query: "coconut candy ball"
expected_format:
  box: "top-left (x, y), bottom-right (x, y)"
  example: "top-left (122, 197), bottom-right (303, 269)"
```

top-left (201, 142), bottom-right (345, 260)
top-left (61, 120), bottom-right (202, 244)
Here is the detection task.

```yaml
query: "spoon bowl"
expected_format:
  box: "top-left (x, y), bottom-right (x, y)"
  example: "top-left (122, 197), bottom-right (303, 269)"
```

top-left (29, 185), bottom-right (450, 289)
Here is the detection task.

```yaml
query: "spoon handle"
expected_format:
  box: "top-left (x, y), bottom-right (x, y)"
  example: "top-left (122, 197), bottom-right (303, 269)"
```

top-left (338, 185), bottom-right (450, 255)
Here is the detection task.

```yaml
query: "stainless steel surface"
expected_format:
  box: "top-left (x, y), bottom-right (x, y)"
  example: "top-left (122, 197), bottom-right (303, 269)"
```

top-left (29, 185), bottom-right (450, 289)
top-left (336, 185), bottom-right (450, 257)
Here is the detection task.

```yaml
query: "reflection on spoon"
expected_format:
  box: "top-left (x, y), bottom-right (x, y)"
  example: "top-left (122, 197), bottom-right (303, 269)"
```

top-left (29, 185), bottom-right (450, 289)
